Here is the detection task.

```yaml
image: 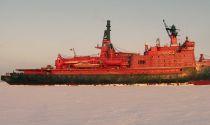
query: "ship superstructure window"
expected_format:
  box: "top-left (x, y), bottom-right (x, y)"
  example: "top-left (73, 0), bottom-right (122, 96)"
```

top-left (138, 60), bottom-right (146, 64)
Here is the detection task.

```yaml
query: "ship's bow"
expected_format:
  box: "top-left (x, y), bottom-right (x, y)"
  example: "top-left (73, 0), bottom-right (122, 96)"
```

top-left (1, 74), bottom-right (11, 84)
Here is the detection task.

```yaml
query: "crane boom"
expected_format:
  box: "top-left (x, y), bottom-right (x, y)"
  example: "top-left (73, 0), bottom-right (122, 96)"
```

top-left (163, 19), bottom-right (170, 37)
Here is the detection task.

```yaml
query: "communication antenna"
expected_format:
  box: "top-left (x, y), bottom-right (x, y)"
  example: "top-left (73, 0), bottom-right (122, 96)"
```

top-left (156, 38), bottom-right (160, 47)
top-left (70, 48), bottom-right (76, 57)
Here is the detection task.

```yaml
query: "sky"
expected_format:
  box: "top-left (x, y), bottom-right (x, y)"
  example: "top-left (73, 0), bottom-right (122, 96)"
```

top-left (0, 0), bottom-right (210, 74)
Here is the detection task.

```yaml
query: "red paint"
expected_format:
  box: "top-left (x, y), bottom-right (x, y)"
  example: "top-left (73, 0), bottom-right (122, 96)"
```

top-left (16, 21), bottom-right (210, 77)
top-left (191, 80), bottom-right (210, 85)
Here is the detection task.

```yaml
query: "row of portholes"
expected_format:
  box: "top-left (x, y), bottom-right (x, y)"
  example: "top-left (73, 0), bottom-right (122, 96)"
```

top-left (138, 60), bottom-right (146, 65)
top-left (151, 54), bottom-right (189, 59)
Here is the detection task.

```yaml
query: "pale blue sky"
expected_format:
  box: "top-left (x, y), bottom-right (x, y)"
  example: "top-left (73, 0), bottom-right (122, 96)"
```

top-left (0, 0), bottom-right (210, 74)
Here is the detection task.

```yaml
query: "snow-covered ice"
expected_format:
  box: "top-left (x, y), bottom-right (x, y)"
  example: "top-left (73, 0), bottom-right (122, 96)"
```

top-left (0, 82), bottom-right (210, 125)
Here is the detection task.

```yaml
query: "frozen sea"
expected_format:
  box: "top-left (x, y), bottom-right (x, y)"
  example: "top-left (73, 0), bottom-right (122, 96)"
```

top-left (0, 81), bottom-right (210, 125)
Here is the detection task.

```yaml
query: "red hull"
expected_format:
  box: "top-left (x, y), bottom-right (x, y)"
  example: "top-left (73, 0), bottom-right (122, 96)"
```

top-left (192, 80), bottom-right (210, 85)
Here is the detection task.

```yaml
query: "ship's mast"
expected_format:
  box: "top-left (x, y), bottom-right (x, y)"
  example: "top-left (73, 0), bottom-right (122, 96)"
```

top-left (163, 20), bottom-right (178, 46)
top-left (99, 20), bottom-right (116, 59)
top-left (103, 20), bottom-right (111, 41)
